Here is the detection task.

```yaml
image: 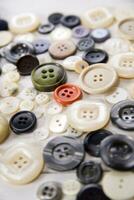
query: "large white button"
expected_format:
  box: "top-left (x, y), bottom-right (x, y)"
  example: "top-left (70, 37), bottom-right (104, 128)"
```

top-left (63, 56), bottom-right (82, 71)
top-left (50, 27), bottom-right (72, 41)
top-left (79, 64), bottom-right (118, 94)
top-left (20, 87), bottom-right (37, 100)
top-left (0, 140), bottom-right (44, 185)
top-left (62, 180), bottom-right (81, 196)
top-left (0, 31), bottom-right (13, 47)
top-left (35, 93), bottom-right (50, 105)
top-left (67, 100), bottom-right (109, 132)
top-left (0, 82), bottom-right (19, 97)
top-left (47, 101), bottom-right (63, 115)
top-left (0, 97), bottom-right (20, 115)
top-left (102, 171), bottom-right (134, 200)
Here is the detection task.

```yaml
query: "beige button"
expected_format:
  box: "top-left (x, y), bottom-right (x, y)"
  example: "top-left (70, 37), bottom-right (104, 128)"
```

top-left (1, 82), bottom-right (19, 97)
top-left (49, 40), bottom-right (76, 59)
top-left (0, 31), bottom-right (13, 47)
top-left (19, 99), bottom-right (34, 111)
top-left (0, 97), bottom-right (20, 115)
top-left (50, 27), bottom-right (72, 41)
top-left (0, 114), bottom-right (9, 143)
top-left (79, 64), bottom-right (118, 94)
top-left (75, 60), bottom-right (89, 74)
top-left (4, 71), bottom-right (20, 82)
top-left (118, 18), bottom-right (134, 40)
top-left (128, 83), bottom-right (134, 99)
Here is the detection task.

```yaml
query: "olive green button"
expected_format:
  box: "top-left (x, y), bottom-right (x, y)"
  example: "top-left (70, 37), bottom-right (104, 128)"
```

top-left (0, 114), bottom-right (9, 143)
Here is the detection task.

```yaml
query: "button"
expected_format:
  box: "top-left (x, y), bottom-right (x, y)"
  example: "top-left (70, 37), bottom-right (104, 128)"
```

top-left (64, 127), bottom-right (84, 138)
top-left (4, 70), bottom-right (20, 82)
top-left (38, 23), bottom-right (54, 34)
top-left (62, 56), bottom-right (82, 71)
top-left (105, 87), bottom-right (128, 104)
top-left (111, 100), bottom-right (134, 130)
top-left (61, 15), bottom-right (81, 28)
top-left (54, 83), bottom-right (82, 106)
top-left (4, 42), bottom-right (35, 63)
top-left (0, 140), bottom-right (44, 184)
top-left (77, 161), bottom-right (103, 184)
top-left (32, 63), bottom-right (67, 92)
top-left (10, 111), bottom-right (37, 134)
top-left (102, 171), bottom-right (134, 200)
top-left (49, 40), bottom-right (76, 59)
top-left (37, 53), bottom-right (52, 65)
top-left (2, 63), bottom-right (17, 74)
top-left (72, 25), bottom-right (90, 38)
top-left (67, 100), bottom-right (109, 132)
top-left (17, 55), bottom-right (39, 75)
top-left (37, 182), bottom-right (62, 200)
top-left (118, 18), bottom-right (134, 40)
top-left (74, 60), bottom-right (89, 74)
top-left (100, 134), bottom-right (134, 170)
top-left (0, 31), bottom-right (13, 47)
top-left (49, 113), bottom-right (68, 134)
top-left (84, 129), bottom-right (113, 157)
top-left (19, 87), bottom-right (37, 100)
top-left (35, 93), bottom-right (50, 105)
top-left (0, 82), bottom-right (19, 97)
top-left (33, 39), bottom-right (50, 54)
top-left (83, 49), bottom-right (108, 64)
top-left (14, 33), bottom-right (35, 43)
top-left (77, 37), bottom-right (95, 51)
top-left (9, 13), bottom-right (40, 34)
top-left (43, 136), bottom-right (85, 171)
top-left (47, 101), bottom-right (63, 115)
top-left (50, 27), bottom-right (72, 41)
top-left (90, 28), bottom-right (110, 43)
top-left (79, 64), bottom-right (118, 94)
top-left (34, 127), bottom-right (50, 141)
top-left (33, 106), bottom-right (45, 119)
top-left (128, 83), bottom-right (134, 99)
top-left (0, 97), bottom-right (20, 115)
top-left (0, 114), bottom-right (9, 143)
top-left (0, 19), bottom-right (8, 31)
top-left (19, 99), bottom-right (34, 111)
top-left (62, 180), bottom-right (81, 196)
top-left (48, 13), bottom-right (63, 25)
top-left (77, 184), bottom-right (110, 200)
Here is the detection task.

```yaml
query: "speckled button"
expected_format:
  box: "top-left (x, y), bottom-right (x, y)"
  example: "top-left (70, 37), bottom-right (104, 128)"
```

top-left (77, 37), bottom-right (95, 51)
top-left (118, 18), bottom-right (134, 40)
top-left (38, 23), bottom-right (54, 34)
top-left (61, 15), bottom-right (81, 29)
top-left (90, 28), bottom-right (110, 43)
top-left (72, 25), bottom-right (90, 38)
top-left (33, 39), bottom-right (50, 54)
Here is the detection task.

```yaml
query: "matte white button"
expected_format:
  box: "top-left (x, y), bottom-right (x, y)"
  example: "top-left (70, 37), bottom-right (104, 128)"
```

top-left (67, 100), bottom-right (109, 132)
top-left (20, 87), bottom-right (37, 100)
top-left (74, 60), bottom-right (89, 74)
top-left (64, 127), bottom-right (84, 138)
top-left (34, 127), bottom-right (49, 141)
top-left (50, 27), bottom-right (72, 41)
top-left (47, 102), bottom-right (63, 115)
top-left (63, 56), bottom-right (82, 71)
top-left (4, 71), bottom-right (20, 82)
top-left (0, 82), bottom-right (19, 97)
top-left (35, 93), bottom-right (49, 105)
top-left (14, 33), bottom-right (35, 43)
top-left (0, 31), bottom-right (13, 47)
top-left (62, 180), bottom-right (81, 196)
top-left (2, 63), bottom-right (17, 74)
top-left (0, 97), bottom-right (20, 115)
top-left (102, 171), bottom-right (134, 200)
top-left (19, 99), bottom-right (34, 111)
top-left (37, 54), bottom-right (52, 65)
top-left (0, 114), bottom-right (9, 144)
top-left (33, 106), bottom-right (46, 119)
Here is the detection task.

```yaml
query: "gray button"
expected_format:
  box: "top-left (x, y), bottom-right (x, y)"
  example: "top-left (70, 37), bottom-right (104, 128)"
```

top-left (90, 28), bottom-right (110, 43)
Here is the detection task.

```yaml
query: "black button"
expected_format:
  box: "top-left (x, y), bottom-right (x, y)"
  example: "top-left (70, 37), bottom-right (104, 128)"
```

top-left (77, 184), bottom-right (110, 200)
top-left (48, 13), bottom-right (63, 25)
top-left (43, 136), bottom-right (85, 171)
top-left (77, 37), bottom-right (95, 51)
top-left (38, 23), bottom-right (54, 34)
top-left (33, 39), bottom-right (50, 54)
top-left (84, 129), bottom-right (113, 157)
top-left (0, 19), bottom-right (8, 31)
top-left (10, 111), bottom-right (37, 134)
top-left (77, 161), bottom-right (103, 184)
top-left (61, 15), bottom-right (81, 29)
top-left (100, 134), bottom-right (134, 171)
top-left (83, 49), bottom-right (109, 64)
top-left (111, 100), bottom-right (134, 131)
top-left (16, 55), bottom-right (39, 75)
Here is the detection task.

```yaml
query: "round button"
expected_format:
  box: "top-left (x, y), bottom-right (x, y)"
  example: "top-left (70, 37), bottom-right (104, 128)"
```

top-left (83, 49), bottom-right (108, 64)
top-left (34, 127), bottom-right (50, 141)
top-left (128, 83), bottom-right (134, 99)
top-left (2, 63), bottom-right (17, 74)
top-left (47, 101), bottom-right (63, 115)
top-left (64, 127), bottom-right (84, 138)
top-left (0, 31), bottom-right (13, 47)
top-left (49, 40), bottom-right (76, 59)
top-left (67, 100), bottom-right (109, 132)
top-left (19, 87), bottom-right (37, 100)
top-left (33, 39), bottom-right (50, 54)
top-left (35, 93), bottom-right (49, 105)
top-left (38, 23), bottom-right (54, 34)
top-left (62, 56), bottom-right (82, 71)
top-left (19, 99), bottom-right (34, 111)
top-left (9, 111), bottom-right (37, 134)
top-left (118, 18), bottom-right (134, 40)
top-left (32, 63), bottom-right (67, 92)
top-left (77, 37), bottom-right (95, 51)
top-left (79, 63), bottom-right (118, 94)
top-left (50, 27), bottom-right (72, 41)
top-left (74, 60), bottom-right (89, 74)
top-left (0, 97), bottom-right (20, 115)
top-left (48, 13), bottom-right (63, 25)
top-left (72, 25), bottom-right (90, 38)
top-left (84, 129), bottom-right (113, 157)
top-left (0, 114), bottom-right (9, 143)
top-left (4, 70), bottom-right (20, 82)
top-left (14, 33), bottom-right (35, 43)
top-left (110, 100), bottom-right (134, 131)
top-left (90, 28), bottom-right (110, 43)
top-left (43, 136), bottom-right (85, 171)
top-left (77, 161), bottom-right (103, 184)
top-left (100, 134), bottom-right (134, 170)
top-left (61, 15), bottom-right (81, 29)
top-left (54, 83), bottom-right (82, 106)
top-left (62, 180), bottom-right (81, 196)
top-left (0, 19), bottom-right (8, 31)
top-left (17, 55), bottom-right (39, 75)
top-left (0, 81), bottom-right (19, 97)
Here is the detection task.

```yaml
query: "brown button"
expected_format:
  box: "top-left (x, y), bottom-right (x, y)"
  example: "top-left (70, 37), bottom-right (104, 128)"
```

top-left (49, 40), bottom-right (76, 59)
top-left (118, 18), bottom-right (134, 40)
top-left (75, 60), bottom-right (89, 74)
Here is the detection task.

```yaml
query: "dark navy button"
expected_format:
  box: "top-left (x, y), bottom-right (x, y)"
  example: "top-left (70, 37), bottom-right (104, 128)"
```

top-left (61, 15), bottom-right (81, 29)
top-left (9, 111), bottom-right (37, 134)
top-left (83, 49), bottom-right (109, 64)
top-left (72, 25), bottom-right (90, 38)
top-left (90, 28), bottom-right (111, 43)
top-left (33, 39), bottom-right (50, 54)
top-left (77, 161), bottom-right (103, 184)
top-left (77, 37), bottom-right (95, 51)
top-left (0, 19), bottom-right (8, 31)
top-left (100, 134), bottom-right (134, 171)
top-left (48, 13), bottom-right (63, 25)
top-left (84, 129), bottom-right (113, 157)
top-left (38, 23), bottom-right (54, 34)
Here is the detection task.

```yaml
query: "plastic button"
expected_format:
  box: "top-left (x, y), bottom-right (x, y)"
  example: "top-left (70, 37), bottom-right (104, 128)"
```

top-left (72, 25), bottom-right (90, 38)
top-left (0, 97), bottom-right (20, 115)
top-left (0, 31), bottom-right (13, 47)
top-left (33, 39), bottom-right (50, 54)
top-left (62, 56), bottom-right (82, 71)
top-left (90, 28), bottom-right (110, 43)
top-left (62, 180), bottom-right (81, 196)
top-left (0, 114), bottom-right (9, 143)
top-left (118, 18), bottom-right (134, 40)
top-left (0, 19), bottom-right (8, 31)
top-left (38, 23), bottom-right (54, 34)
top-left (50, 27), bottom-right (72, 41)
top-left (77, 37), bottom-right (95, 51)
top-left (48, 13), bottom-right (63, 25)
top-left (61, 15), bottom-right (81, 29)
top-left (74, 60), bottom-right (89, 74)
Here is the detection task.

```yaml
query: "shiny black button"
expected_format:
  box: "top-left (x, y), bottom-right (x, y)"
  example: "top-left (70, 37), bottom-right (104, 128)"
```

top-left (61, 15), bottom-right (81, 29)
top-left (77, 37), bottom-right (95, 51)
top-left (83, 49), bottom-right (109, 64)
top-left (33, 39), bottom-right (50, 54)
top-left (100, 134), bottom-right (134, 171)
top-left (0, 19), bottom-right (8, 31)
top-left (38, 23), bottom-right (54, 34)
top-left (10, 111), bottom-right (37, 134)
top-left (48, 13), bottom-right (63, 25)
top-left (77, 161), bottom-right (103, 184)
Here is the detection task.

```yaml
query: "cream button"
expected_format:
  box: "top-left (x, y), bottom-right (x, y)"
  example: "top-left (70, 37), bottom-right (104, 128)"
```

top-left (2, 63), bottom-right (17, 74)
top-left (64, 127), bottom-right (84, 138)
top-left (14, 33), bottom-right (35, 43)
top-left (20, 87), bottom-right (37, 100)
top-left (67, 100), bottom-right (109, 132)
top-left (0, 97), bottom-right (20, 115)
top-left (33, 106), bottom-right (45, 119)
top-left (0, 31), bottom-right (13, 47)
top-left (35, 93), bottom-right (50, 105)
top-left (50, 27), bottom-right (72, 41)
top-left (1, 82), bottom-right (19, 97)
top-left (79, 64), bottom-right (118, 94)
top-left (62, 180), bottom-right (81, 196)
top-left (118, 18), bottom-right (134, 40)
top-left (4, 71), bottom-right (20, 82)
top-left (47, 102), bottom-right (63, 115)
top-left (0, 140), bottom-right (44, 185)
top-left (0, 114), bottom-right (9, 143)
top-left (74, 60), bottom-right (89, 74)
top-left (102, 171), bottom-right (134, 200)
top-left (128, 83), bottom-right (134, 99)
top-left (34, 127), bottom-right (49, 141)
top-left (63, 56), bottom-right (82, 71)
top-left (19, 99), bottom-right (34, 111)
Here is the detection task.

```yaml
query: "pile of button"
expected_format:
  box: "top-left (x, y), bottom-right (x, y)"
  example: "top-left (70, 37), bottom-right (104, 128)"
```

top-left (0, 6), bottom-right (134, 200)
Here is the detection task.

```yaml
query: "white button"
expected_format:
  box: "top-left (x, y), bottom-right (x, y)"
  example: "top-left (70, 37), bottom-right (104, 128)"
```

top-left (0, 97), bottom-right (20, 115)
top-left (49, 113), bottom-right (68, 133)
top-left (19, 100), bottom-right (34, 111)
top-left (79, 63), bottom-right (118, 94)
top-left (105, 87), bottom-right (128, 104)
top-left (35, 93), bottom-right (50, 105)
top-left (0, 31), bottom-right (13, 47)
top-left (9, 13), bottom-right (40, 34)
top-left (14, 33), bottom-right (35, 43)
top-left (64, 127), bottom-right (84, 138)
top-left (74, 60), bottom-right (89, 74)
top-left (83, 7), bottom-right (114, 28)
top-left (47, 102), bottom-right (63, 115)
top-left (102, 171), bottom-right (134, 200)
top-left (20, 87), bottom-right (37, 100)
top-left (34, 127), bottom-right (49, 141)
top-left (4, 71), bottom-right (20, 82)
top-left (37, 53), bottom-right (52, 65)
top-left (63, 56), bottom-right (82, 71)
top-left (33, 106), bottom-right (45, 119)
top-left (0, 114), bottom-right (9, 144)
top-left (0, 82), bottom-right (19, 97)
top-left (50, 27), bottom-right (72, 41)
top-left (2, 63), bottom-right (17, 74)
top-left (0, 140), bottom-right (44, 185)
top-left (67, 100), bottom-right (109, 132)
top-left (62, 180), bottom-right (81, 196)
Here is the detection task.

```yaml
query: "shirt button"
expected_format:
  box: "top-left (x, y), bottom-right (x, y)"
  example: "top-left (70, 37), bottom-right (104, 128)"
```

top-left (20, 87), bottom-right (37, 100)
top-left (48, 13), bottom-right (63, 25)
top-left (38, 23), bottom-right (54, 34)
top-left (72, 25), bottom-right (90, 38)
top-left (47, 101), bottom-right (63, 115)
top-left (118, 18), bottom-right (134, 40)
top-left (0, 31), bottom-right (13, 47)
top-left (0, 114), bottom-right (9, 143)
top-left (62, 180), bottom-right (81, 196)
top-left (90, 28), bottom-right (111, 43)
top-left (35, 93), bottom-right (50, 105)
top-left (50, 27), bottom-right (72, 41)
top-left (77, 37), bottom-right (95, 51)
top-left (0, 19), bottom-right (8, 31)
top-left (0, 97), bottom-right (20, 115)
top-left (61, 15), bottom-right (81, 29)
top-left (33, 39), bottom-right (50, 54)
top-left (74, 60), bottom-right (89, 74)
top-left (62, 55), bottom-right (82, 71)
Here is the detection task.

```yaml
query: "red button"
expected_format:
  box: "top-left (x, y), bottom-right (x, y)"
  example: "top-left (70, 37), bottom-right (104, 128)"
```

top-left (53, 83), bottom-right (82, 106)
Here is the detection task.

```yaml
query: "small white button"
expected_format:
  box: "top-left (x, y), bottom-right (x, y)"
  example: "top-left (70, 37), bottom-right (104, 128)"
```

top-left (0, 97), bottom-right (20, 115)
top-left (20, 87), bottom-right (37, 100)
top-left (62, 180), bottom-right (81, 196)
top-left (64, 127), bottom-right (84, 138)
top-left (0, 31), bottom-right (13, 47)
top-left (14, 33), bottom-right (35, 43)
top-left (19, 99), bottom-right (35, 111)
top-left (63, 56), bottom-right (82, 71)
top-left (35, 93), bottom-right (50, 105)
top-left (50, 27), bottom-right (72, 41)
top-left (0, 82), bottom-right (19, 97)
top-left (33, 106), bottom-right (46, 119)
top-left (34, 127), bottom-right (49, 141)
top-left (4, 71), bottom-right (20, 82)
top-left (2, 63), bottom-right (17, 74)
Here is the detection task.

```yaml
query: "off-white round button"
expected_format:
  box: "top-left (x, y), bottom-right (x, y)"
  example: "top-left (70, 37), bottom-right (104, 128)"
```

top-left (64, 127), bottom-right (84, 138)
top-left (128, 83), bottom-right (134, 99)
top-left (102, 171), bottom-right (134, 200)
top-left (14, 33), bottom-right (35, 43)
top-left (67, 100), bottom-right (109, 132)
top-left (0, 82), bottom-right (19, 97)
top-left (9, 13), bottom-right (40, 34)
top-left (19, 100), bottom-right (34, 111)
top-left (37, 54), bottom-right (52, 65)
top-left (118, 18), bottom-right (134, 40)
top-left (0, 140), bottom-right (44, 185)
top-left (2, 63), bottom-right (17, 74)
top-left (0, 97), bottom-right (20, 115)
top-left (4, 71), bottom-right (20, 82)
top-left (79, 64), bottom-right (118, 94)
top-left (83, 7), bottom-right (114, 28)
top-left (50, 27), bottom-right (72, 41)
top-left (0, 31), bottom-right (13, 47)
top-left (75, 60), bottom-right (89, 74)
top-left (33, 106), bottom-right (45, 119)
top-left (0, 114), bottom-right (9, 144)
top-left (47, 102), bottom-right (63, 115)
top-left (20, 87), bottom-right (37, 100)
top-left (35, 93), bottom-right (49, 105)
top-left (63, 56), bottom-right (82, 71)
top-left (62, 180), bottom-right (81, 196)
top-left (34, 127), bottom-right (49, 141)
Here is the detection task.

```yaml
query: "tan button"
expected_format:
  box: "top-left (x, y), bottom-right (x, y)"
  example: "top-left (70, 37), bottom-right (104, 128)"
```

top-left (75, 60), bottom-right (89, 74)
top-left (0, 31), bottom-right (13, 47)
top-left (49, 40), bottom-right (76, 59)
top-left (79, 63), bottom-right (118, 94)
top-left (118, 18), bottom-right (134, 40)
top-left (0, 114), bottom-right (9, 143)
